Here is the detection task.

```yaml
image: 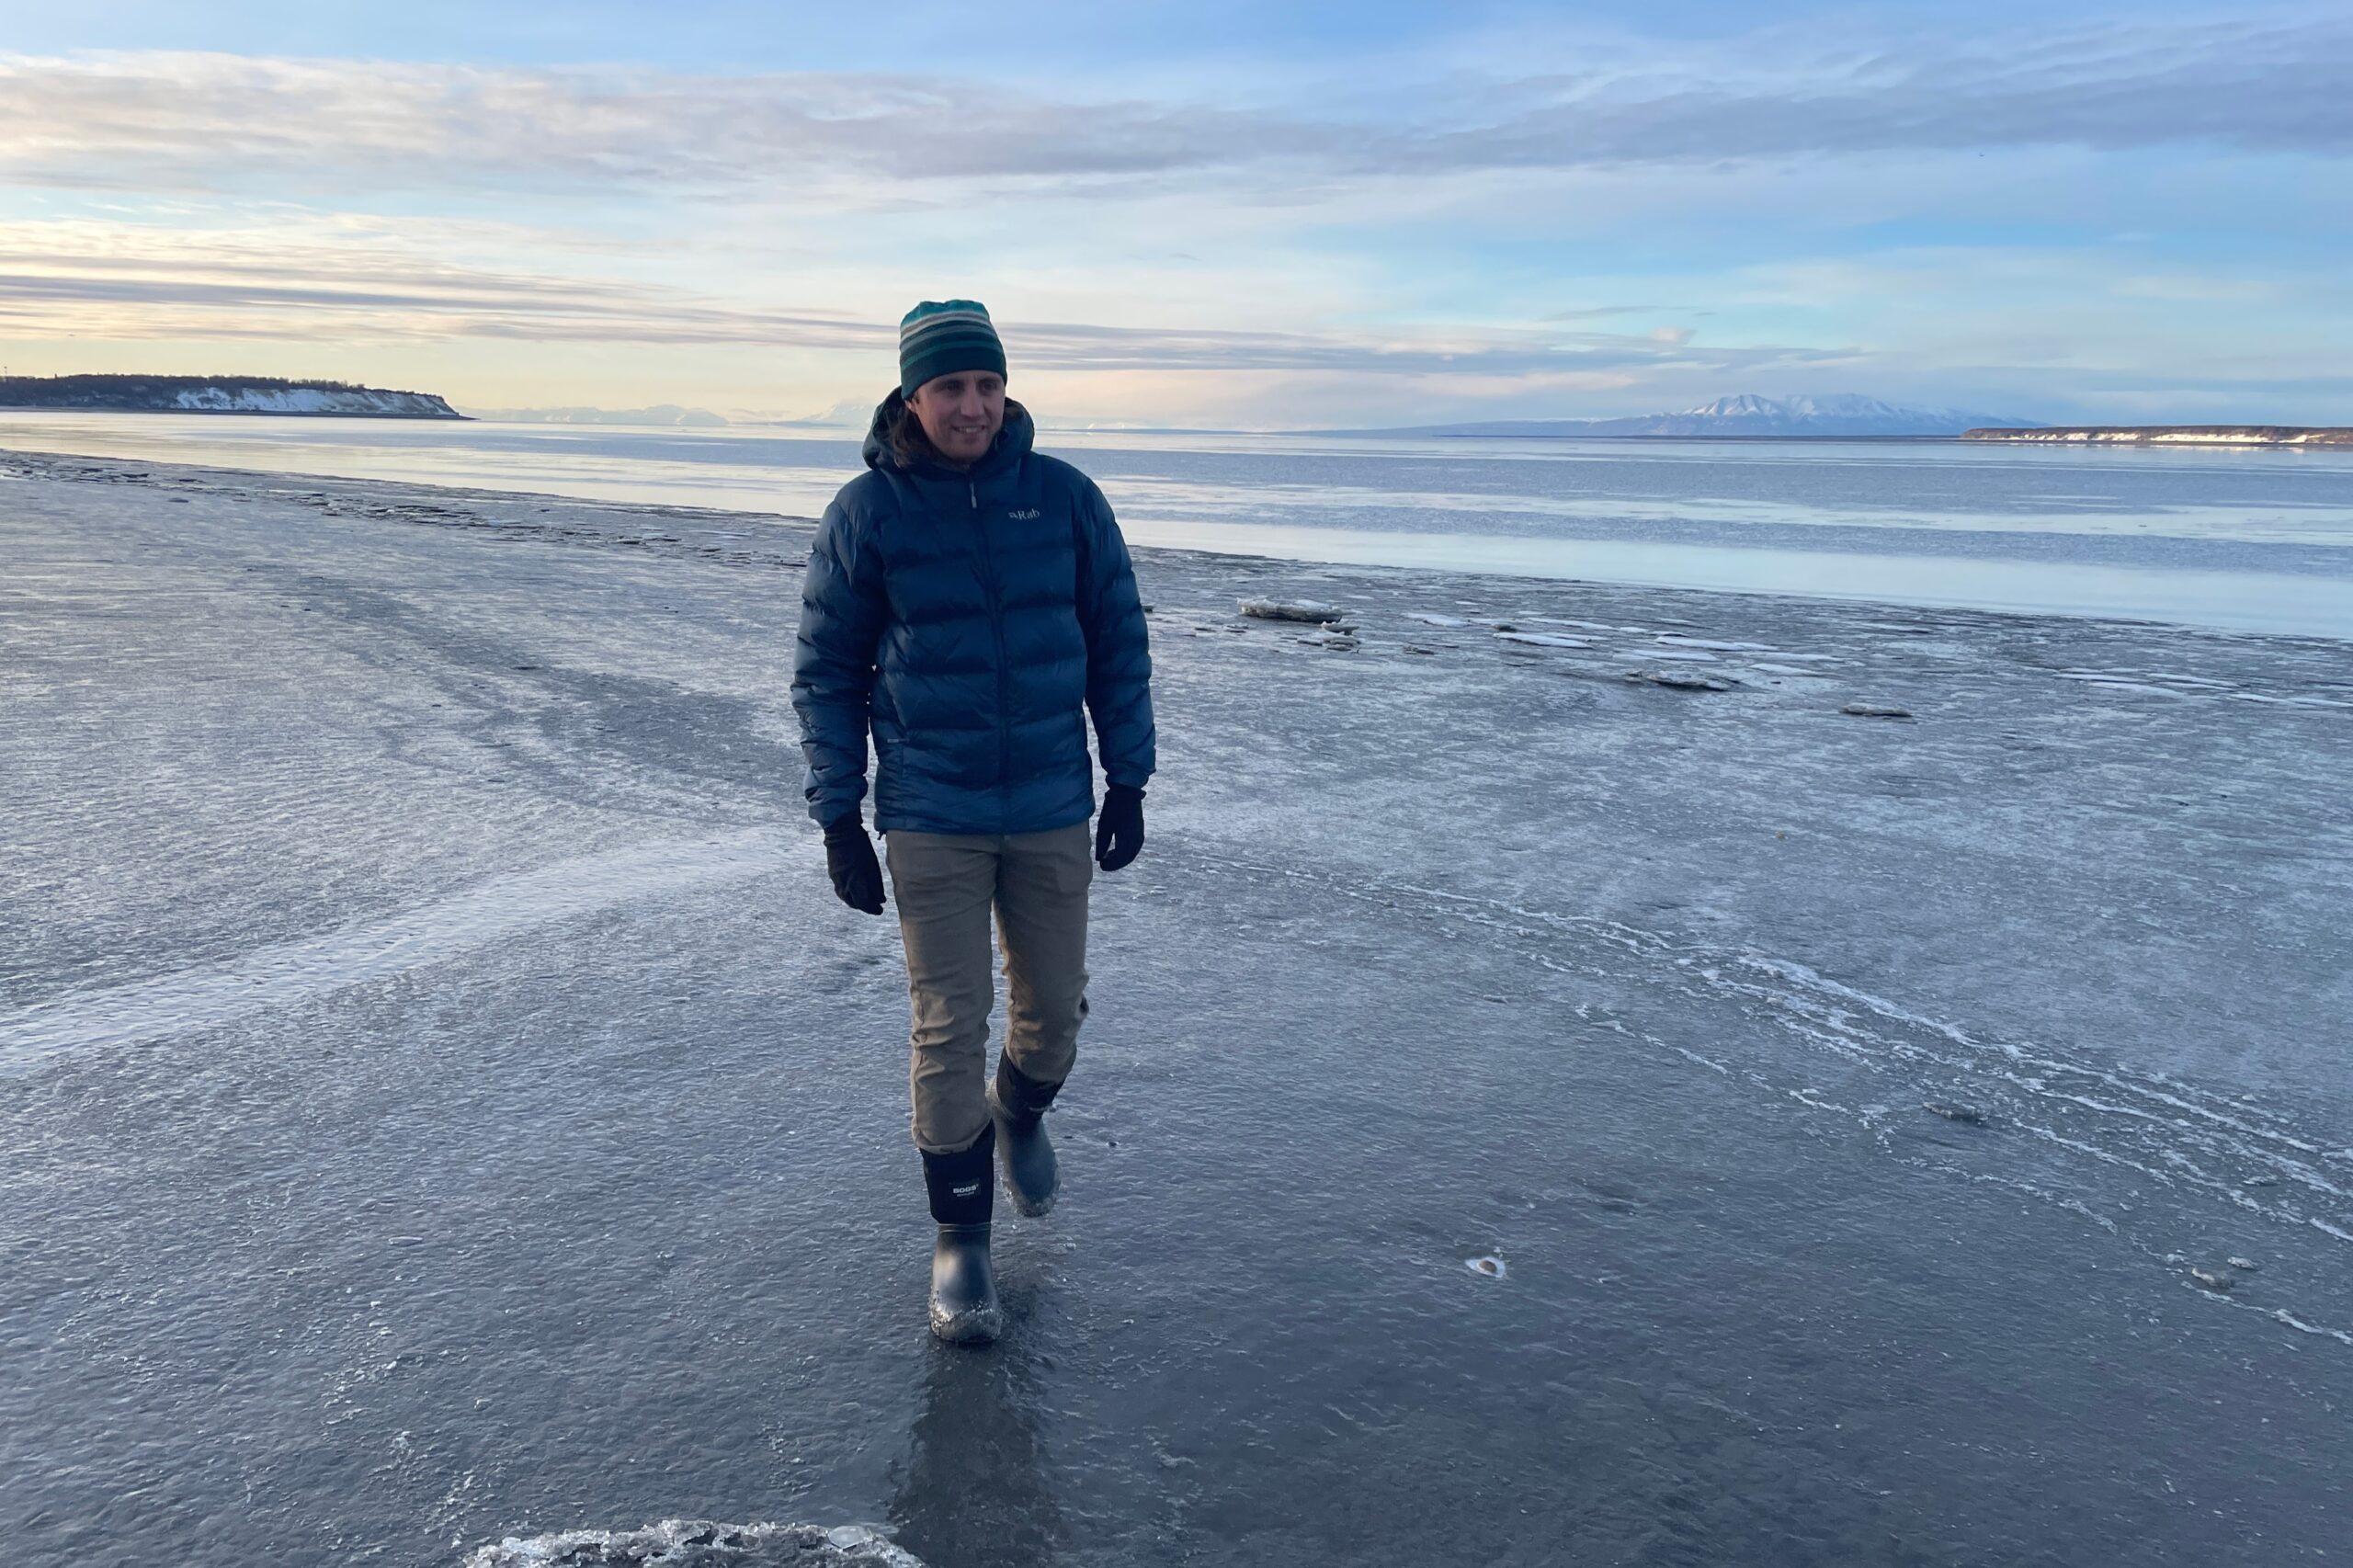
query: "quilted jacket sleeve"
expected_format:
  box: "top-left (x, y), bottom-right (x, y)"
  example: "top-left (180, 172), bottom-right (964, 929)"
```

top-left (790, 494), bottom-right (886, 824)
top-left (1074, 477), bottom-right (1156, 790)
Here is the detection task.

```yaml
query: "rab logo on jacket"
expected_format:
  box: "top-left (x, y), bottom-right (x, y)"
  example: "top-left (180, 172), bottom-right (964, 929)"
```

top-left (1007, 507), bottom-right (1042, 519)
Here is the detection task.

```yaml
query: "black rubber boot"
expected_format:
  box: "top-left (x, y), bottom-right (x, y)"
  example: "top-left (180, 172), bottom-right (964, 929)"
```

top-left (989, 1056), bottom-right (1062, 1218)
top-left (921, 1124), bottom-right (1002, 1345)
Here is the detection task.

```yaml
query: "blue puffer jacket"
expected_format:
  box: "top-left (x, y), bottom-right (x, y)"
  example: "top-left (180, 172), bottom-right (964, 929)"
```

top-left (791, 393), bottom-right (1155, 836)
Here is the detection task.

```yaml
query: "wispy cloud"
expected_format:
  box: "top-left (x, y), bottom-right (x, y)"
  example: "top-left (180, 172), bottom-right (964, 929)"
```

top-left (2, 15), bottom-right (2347, 203)
top-left (0, 224), bottom-right (1847, 381)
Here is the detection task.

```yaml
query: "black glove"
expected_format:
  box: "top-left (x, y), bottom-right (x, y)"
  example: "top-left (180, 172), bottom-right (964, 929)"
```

top-left (823, 814), bottom-right (886, 915)
top-left (1095, 784), bottom-right (1145, 872)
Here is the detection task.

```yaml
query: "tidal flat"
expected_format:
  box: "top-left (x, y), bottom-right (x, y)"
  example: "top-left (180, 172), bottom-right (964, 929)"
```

top-left (4, 449), bottom-right (2348, 1566)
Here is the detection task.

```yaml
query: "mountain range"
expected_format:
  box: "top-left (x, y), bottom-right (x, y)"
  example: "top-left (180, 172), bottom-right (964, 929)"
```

top-left (469, 403), bottom-right (731, 427)
top-left (1330, 394), bottom-right (2041, 439)
top-left (467, 399), bottom-right (886, 430)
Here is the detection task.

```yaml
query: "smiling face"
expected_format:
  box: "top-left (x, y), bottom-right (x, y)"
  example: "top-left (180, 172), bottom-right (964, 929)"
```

top-left (906, 369), bottom-right (1006, 466)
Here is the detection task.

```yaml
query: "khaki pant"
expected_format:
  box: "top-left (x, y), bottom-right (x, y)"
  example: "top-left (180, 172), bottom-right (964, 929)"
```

top-left (885, 822), bottom-right (1094, 1154)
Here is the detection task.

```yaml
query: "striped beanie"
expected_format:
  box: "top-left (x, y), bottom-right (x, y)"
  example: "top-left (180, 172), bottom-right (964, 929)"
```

top-left (899, 299), bottom-right (1006, 398)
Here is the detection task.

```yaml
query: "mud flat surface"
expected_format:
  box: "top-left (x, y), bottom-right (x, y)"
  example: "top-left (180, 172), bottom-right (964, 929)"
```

top-left (4, 450), bottom-right (2349, 1566)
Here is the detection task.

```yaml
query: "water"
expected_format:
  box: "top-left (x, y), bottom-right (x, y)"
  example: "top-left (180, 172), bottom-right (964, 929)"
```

top-left (5, 411), bottom-right (2350, 637)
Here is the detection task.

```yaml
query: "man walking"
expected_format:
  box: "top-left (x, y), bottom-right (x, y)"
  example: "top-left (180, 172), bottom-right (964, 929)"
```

top-left (791, 300), bottom-right (1155, 1344)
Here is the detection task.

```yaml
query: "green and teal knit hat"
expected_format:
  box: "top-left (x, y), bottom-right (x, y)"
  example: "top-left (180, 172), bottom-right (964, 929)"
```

top-left (898, 299), bottom-right (1006, 398)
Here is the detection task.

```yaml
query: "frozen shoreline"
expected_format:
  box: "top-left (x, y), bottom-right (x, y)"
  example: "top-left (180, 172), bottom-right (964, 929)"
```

top-left (7, 413), bottom-right (2352, 640)
top-left (5, 448), bottom-right (2349, 1565)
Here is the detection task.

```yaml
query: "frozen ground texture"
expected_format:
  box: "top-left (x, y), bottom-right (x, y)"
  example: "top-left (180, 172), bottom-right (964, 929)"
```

top-left (3, 450), bottom-right (2350, 1566)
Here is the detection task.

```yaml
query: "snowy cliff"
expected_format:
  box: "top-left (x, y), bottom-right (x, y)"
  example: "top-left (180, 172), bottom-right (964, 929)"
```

top-left (1963, 426), bottom-right (2353, 447)
top-left (170, 385), bottom-right (460, 417)
top-left (0, 375), bottom-right (463, 419)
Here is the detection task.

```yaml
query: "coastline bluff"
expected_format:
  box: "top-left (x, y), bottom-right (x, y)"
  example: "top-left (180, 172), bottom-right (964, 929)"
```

top-left (1963, 425), bottom-right (2353, 447)
top-left (0, 373), bottom-right (463, 418)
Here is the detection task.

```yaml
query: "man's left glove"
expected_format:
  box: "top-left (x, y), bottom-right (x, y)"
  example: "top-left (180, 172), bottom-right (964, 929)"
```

top-left (823, 814), bottom-right (886, 915)
top-left (1095, 784), bottom-right (1145, 872)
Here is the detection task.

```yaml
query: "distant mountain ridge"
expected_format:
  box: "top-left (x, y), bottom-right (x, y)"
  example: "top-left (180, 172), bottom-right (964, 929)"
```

top-left (1328, 393), bottom-right (2040, 439)
top-left (473, 403), bottom-right (730, 428)
top-left (471, 400), bottom-right (881, 430)
top-left (0, 374), bottom-right (461, 418)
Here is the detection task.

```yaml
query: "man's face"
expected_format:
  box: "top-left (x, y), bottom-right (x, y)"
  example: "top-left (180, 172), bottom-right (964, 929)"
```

top-left (908, 370), bottom-right (1006, 465)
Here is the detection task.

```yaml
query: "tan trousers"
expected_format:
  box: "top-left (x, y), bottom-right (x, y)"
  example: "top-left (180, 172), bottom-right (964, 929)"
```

top-left (884, 822), bottom-right (1094, 1154)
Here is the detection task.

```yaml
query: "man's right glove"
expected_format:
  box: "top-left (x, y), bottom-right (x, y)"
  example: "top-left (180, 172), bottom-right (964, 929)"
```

top-left (1095, 783), bottom-right (1145, 872)
top-left (823, 814), bottom-right (886, 915)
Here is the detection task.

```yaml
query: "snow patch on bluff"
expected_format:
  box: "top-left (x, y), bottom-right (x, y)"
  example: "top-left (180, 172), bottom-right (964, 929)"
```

top-left (172, 385), bottom-right (460, 417)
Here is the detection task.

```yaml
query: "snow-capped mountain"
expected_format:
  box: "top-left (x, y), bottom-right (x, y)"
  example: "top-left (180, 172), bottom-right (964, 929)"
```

top-left (1615, 394), bottom-right (2035, 437)
top-left (1335, 393), bottom-right (2040, 439)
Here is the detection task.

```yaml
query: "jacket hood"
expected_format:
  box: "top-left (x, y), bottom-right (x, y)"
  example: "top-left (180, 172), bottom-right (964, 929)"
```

top-left (863, 388), bottom-right (1035, 479)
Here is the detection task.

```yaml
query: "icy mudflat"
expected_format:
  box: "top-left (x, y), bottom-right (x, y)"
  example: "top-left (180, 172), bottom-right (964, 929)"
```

top-left (3, 450), bottom-right (2349, 1565)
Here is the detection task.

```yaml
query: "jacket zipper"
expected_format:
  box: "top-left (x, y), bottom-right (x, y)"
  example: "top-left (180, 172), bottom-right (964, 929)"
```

top-left (973, 480), bottom-right (1014, 831)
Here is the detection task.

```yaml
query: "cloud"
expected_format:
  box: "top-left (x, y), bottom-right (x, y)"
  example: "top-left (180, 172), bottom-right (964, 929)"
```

top-left (1385, 16), bottom-right (2353, 171)
top-left (1542, 304), bottom-right (1688, 321)
top-left (0, 53), bottom-right (1316, 199)
top-left (4, 13), bottom-right (2341, 424)
top-left (0, 222), bottom-right (1853, 381)
top-left (1, 14), bottom-right (2347, 203)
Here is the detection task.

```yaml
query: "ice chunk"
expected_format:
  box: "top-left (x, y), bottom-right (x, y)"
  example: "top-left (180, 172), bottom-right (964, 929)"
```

top-left (2067, 680), bottom-right (2192, 698)
top-left (1841, 702), bottom-right (1914, 718)
top-left (1657, 635), bottom-right (1775, 652)
top-left (1240, 597), bottom-right (1344, 623)
top-left (1620, 648), bottom-right (1717, 663)
top-left (1406, 612), bottom-right (1472, 627)
top-left (1626, 669), bottom-right (1734, 691)
top-left (463, 1518), bottom-right (924, 1567)
top-left (1496, 631), bottom-right (1593, 648)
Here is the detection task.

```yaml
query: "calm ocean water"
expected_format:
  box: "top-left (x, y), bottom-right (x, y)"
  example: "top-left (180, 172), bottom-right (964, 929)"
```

top-left (6, 411), bottom-right (2350, 637)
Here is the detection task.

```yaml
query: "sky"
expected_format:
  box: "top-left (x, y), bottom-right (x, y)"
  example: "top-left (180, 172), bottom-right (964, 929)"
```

top-left (0, 0), bottom-right (2347, 428)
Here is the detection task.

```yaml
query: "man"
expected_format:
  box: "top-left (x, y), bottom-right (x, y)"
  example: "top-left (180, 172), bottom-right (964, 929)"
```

top-left (791, 299), bottom-right (1155, 1345)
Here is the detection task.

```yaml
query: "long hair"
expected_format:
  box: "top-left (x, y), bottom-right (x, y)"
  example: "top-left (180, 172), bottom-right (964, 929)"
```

top-left (882, 391), bottom-right (1026, 470)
